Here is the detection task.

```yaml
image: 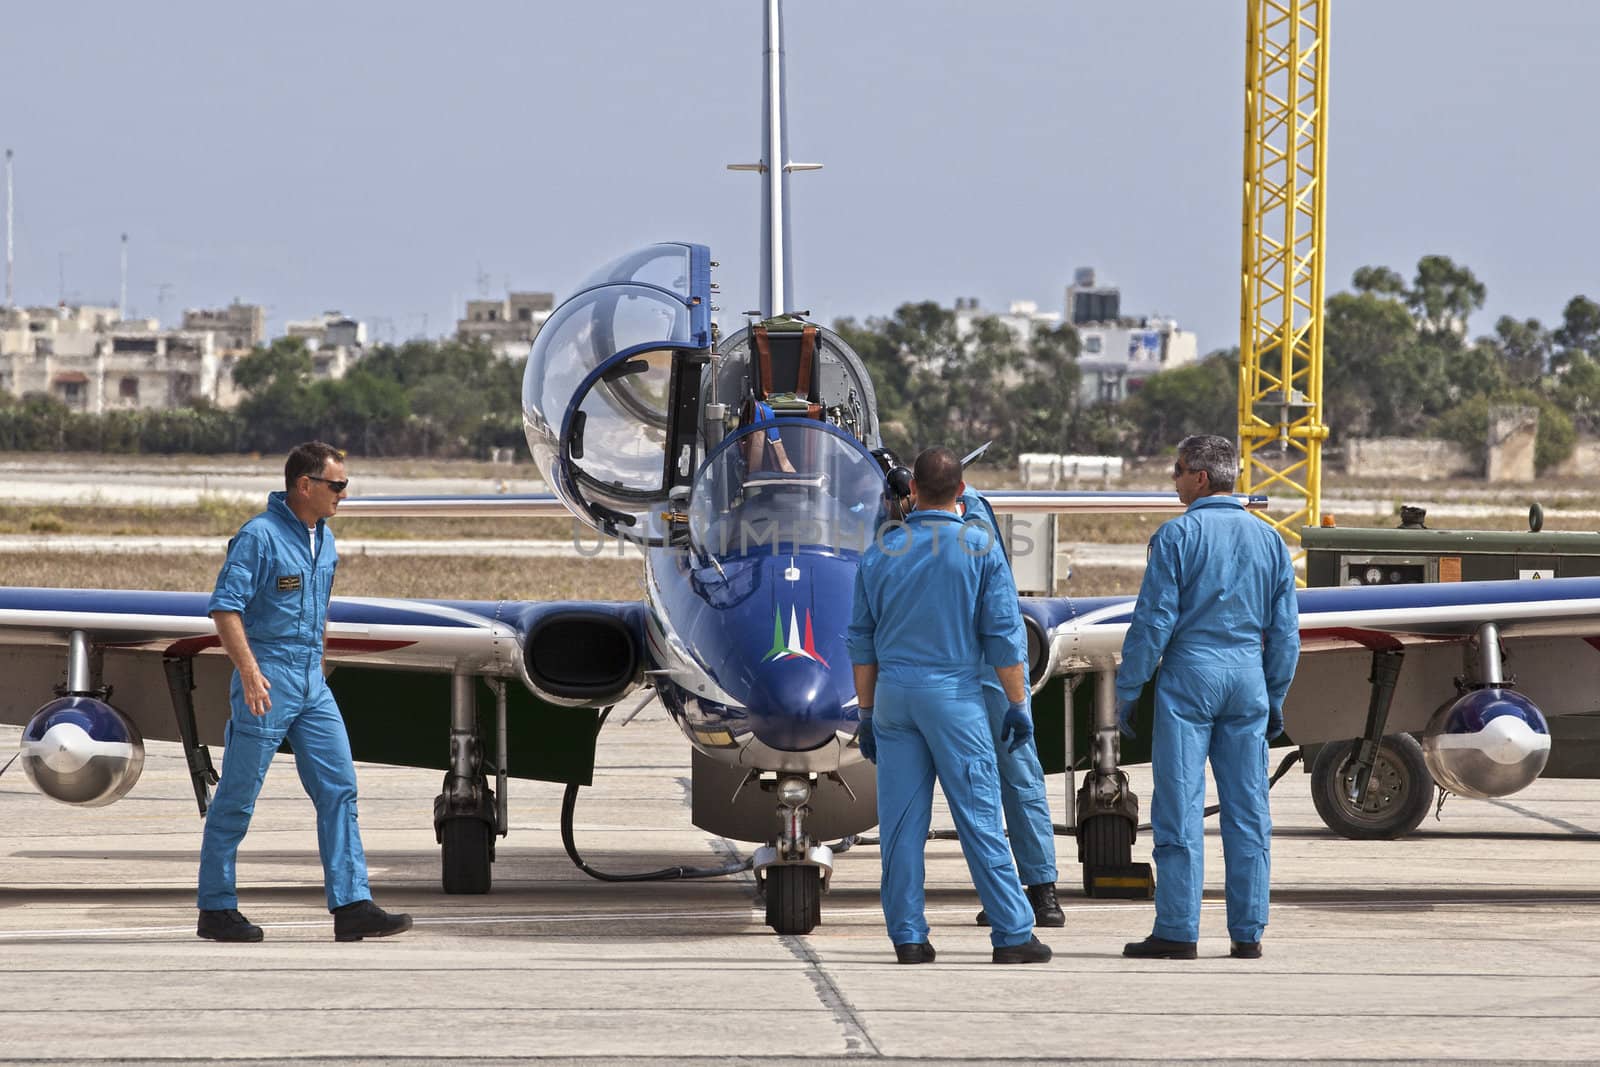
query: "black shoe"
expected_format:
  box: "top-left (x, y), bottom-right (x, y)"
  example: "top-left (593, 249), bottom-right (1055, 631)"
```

top-left (1230, 940), bottom-right (1262, 959)
top-left (333, 899), bottom-right (413, 942)
top-left (992, 934), bottom-right (1052, 964)
top-left (197, 908), bottom-right (263, 943)
top-left (894, 941), bottom-right (936, 964)
top-left (978, 884), bottom-right (1064, 928)
top-left (1027, 883), bottom-right (1065, 927)
top-left (1122, 935), bottom-right (1197, 960)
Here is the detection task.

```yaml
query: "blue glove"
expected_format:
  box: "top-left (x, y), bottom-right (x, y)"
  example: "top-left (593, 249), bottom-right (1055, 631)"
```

top-left (1116, 698), bottom-right (1138, 739)
top-left (857, 711), bottom-right (877, 764)
top-left (1000, 700), bottom-right (1033, 753)
top-left (1266, 706), bottom-right (1284, 741)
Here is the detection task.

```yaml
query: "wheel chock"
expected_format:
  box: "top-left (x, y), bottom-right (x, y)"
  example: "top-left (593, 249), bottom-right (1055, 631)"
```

top-left (1084, 862), bottom-right (1154, 899)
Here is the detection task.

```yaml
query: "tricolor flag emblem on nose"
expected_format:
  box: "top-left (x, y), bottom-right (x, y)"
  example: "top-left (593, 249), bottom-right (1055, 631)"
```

top-left (763, 606), bottom-right (829, 667)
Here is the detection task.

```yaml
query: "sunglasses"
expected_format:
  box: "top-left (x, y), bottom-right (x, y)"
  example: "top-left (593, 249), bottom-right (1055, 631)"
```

top-left (307, 476), bottom-right (349, 493)
top-left (1172, 462), bottom-right (1193, 477)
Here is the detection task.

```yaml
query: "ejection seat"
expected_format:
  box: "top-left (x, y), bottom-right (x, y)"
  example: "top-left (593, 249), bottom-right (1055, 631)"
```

top-left (740, 318), bottom-right (831, 499)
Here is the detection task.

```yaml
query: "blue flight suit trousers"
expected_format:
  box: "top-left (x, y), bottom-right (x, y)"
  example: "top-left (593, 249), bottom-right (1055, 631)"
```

top-left (875, 680), bottom-right (1034, 948)
top-left (197, 645), bottom-right (370, 911)
top-left (1150, 662), bottom-right (1272, 944)
top-left (981, 684), bottom-right (1057, 886)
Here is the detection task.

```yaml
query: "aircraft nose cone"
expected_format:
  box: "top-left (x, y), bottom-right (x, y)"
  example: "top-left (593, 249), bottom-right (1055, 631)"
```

top-left (745, 656), bottom-right (845, 752)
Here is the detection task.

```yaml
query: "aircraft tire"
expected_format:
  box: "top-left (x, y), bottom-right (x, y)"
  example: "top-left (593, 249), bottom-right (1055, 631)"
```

top-left (765, 864), bottom-right (820, 935)
top-left (1079, 814), bottom-right (1133, 896)
top-left (1309, 733), bottom-right (1433, 841)
top-left (441, 816), bottom-right (494, 894)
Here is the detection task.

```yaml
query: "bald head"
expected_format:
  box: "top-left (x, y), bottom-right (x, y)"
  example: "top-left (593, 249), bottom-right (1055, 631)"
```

top-left (911, 447), bottom-right (963, 508)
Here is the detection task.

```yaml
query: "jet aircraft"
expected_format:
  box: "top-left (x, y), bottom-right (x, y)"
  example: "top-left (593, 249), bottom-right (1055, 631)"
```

top-left (2, 0), bottom-right (1589, 934)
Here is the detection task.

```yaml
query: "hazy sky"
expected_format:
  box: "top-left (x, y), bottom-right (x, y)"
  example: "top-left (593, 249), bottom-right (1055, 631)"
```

top-left (2, 1), bottom-right (1594, 356)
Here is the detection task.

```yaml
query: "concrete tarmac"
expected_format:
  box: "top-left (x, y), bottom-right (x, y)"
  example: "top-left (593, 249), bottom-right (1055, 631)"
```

top-left (2, 707), bottom-right (1599, 1065)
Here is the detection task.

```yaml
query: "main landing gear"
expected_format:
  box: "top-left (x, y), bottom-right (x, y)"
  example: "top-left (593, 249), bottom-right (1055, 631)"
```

top-left (1073, 672), bottom-right (1154, 899)
top-left (435, 673), bottom-right (507, 894)
top-left (1307, 647), bottom-right (1431, 840)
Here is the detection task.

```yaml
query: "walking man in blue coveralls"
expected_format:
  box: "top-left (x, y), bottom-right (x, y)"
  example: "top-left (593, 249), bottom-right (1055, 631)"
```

top-left (849, 447), bottom-right (1052, 965)
top-left (1116, 434), bottom-right (1298, 960)
top-left (957, 486), bottom-right (1063, 929)
top-left (197, 441), bottom-right (412, 943)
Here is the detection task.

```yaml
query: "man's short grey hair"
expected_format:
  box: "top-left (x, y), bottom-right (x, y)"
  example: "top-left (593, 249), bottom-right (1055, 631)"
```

top-left (1177, 434), bottom-right (1237, 493)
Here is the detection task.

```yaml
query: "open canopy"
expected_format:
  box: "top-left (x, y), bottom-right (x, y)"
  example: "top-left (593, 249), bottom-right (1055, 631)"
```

top-left (522, 243), bottom-right (712, 538)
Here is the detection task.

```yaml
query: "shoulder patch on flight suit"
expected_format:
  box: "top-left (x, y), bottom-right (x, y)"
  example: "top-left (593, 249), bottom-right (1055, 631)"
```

top-left (276, 575), bottom-right (303, 591)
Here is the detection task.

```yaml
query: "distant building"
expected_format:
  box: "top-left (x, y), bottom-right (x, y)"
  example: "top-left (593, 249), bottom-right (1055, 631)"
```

top-left (456, 291), bottom-right (553, 359)
top-left (1065, 267), bottom-right (1121, 327)
top-left (284, 310), bottom-right (368, 380)
top-left (184, 301), bottom-right (267, 408)
top-left (0, 304), bottom-right (225, 413)
top-left (951, 297), bottom-right (1063, 344)
top-left (1064, 268), bottom-right (1199, 405)
top-left (183, 301), bottom-right (266, 352)
top-left (1075, 318), bottom-right (1199, 404)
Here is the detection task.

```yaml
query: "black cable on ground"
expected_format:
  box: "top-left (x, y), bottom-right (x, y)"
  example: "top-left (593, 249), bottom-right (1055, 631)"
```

top-left (850, 750), bottom-right (1308, 845)
top-left (1120, 748), bottom-right (1304, 834)
top-left (559, 706), bottom-right (753, 883)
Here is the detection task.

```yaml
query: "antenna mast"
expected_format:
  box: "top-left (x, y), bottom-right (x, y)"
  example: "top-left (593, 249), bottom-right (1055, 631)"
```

top-left (5, 149), bottom-right (13, 308)
top-left (728, 0), bottom-right (820, 319)
top-left (119, 233), bottom-right (128, 320)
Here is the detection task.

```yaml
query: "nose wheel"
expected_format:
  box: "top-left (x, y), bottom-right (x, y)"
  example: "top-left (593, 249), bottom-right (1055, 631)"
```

top-left (763, 864), bottom-right (822, 935)
top-left (753, 773), bottom-right (832, 935)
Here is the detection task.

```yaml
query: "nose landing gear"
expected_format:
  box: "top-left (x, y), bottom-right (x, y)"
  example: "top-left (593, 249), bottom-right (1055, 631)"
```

top-left (753, 774), bottom-right (831, 935)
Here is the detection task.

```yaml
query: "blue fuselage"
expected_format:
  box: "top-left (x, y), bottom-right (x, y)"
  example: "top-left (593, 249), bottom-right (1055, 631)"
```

top-left (648, 544), bottom-right (861, 770)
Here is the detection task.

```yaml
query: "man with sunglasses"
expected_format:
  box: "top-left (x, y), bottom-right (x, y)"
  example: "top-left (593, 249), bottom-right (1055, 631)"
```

top-left (197, 441), bottom-right (412, 943)
top-left (1116, 434), bottom-right (1298, 961)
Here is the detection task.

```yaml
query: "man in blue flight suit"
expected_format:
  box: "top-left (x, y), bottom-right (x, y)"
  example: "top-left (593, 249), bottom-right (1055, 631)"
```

top-left (957, 486), bottom-right (1062, 929)
top-left (1116, 434), bottom-right (1298, 960)
top-left (197, 441), bottom-right (412, 943)
top-left (849, 447), bottom-right (1052, 965)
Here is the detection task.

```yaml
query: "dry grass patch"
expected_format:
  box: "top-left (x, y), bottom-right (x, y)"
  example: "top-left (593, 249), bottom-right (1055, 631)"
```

top-left (0, 549), bottom-right (1138, 602)
top-left (0, 552), bottom-right (642, 601)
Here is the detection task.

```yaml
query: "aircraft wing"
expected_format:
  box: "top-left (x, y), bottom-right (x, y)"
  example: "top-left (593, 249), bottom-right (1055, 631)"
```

top-left (0, 587), bottom-right (649, 752)
top-left (1020, 575), bottom-right (1600, 743)
top-left (336, 493), bottom-right (571, 518)
top-left (336, 490), bottom-right (1260, 519)
top-left (981, 490), bottom-right (1268, 514)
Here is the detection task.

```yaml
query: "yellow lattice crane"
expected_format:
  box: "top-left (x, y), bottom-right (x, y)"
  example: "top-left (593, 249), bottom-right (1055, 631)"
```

top-left (1239, 0), bottom-right (1330, 577)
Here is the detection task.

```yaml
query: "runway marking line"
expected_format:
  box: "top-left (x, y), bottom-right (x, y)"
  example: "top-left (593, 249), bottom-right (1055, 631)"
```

top-left (3, 896), bottom-right (1599, 940)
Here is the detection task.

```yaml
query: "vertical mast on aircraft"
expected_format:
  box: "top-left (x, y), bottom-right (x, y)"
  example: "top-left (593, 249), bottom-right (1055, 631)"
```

top-left (728, 0), bottom-right (821, 319)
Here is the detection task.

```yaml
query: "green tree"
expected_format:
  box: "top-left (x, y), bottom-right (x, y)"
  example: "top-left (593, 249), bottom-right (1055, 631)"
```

top-left (1009, 323), bottom-right (1083, 453)
top-left (1432, 389), bottom-right (1575, 474)
top-left (1484, 315), bottom-right (1551, 385)
top-left (1552, 295), bottom-right (1600, 369)
top-left (1351, 265), bottom-right (1407, 297)
top-left (1407, 254), bottom-right (1486, 337)
top-left (1446, 339), bottom-right (1510, 401)
top-left (832, 302), bottom-right (964, 457)
top-left (1322, 289), bottom-right (1417, 437)
top-left (318, 370), bottom-right (411, 456)
top-left (231, 338), bottom-right (322, 451)
top-left (1120, 352), bottom-right (1238, 455)
top-left (1550, 352), bottom-right (1600, 434)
